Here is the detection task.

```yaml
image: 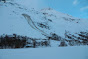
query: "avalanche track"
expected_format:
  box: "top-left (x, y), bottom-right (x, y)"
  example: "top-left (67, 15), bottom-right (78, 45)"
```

top-left (22, 14), bottom-right (48, 36)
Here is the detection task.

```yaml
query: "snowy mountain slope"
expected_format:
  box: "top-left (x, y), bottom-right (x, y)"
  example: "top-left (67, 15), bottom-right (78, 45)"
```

top-left (22, 13), bottom-right (48, 36)
top-left (0, 2), bottom-right (46, 39)
top-left (0, 1), bottom-right (88, 59)
top-left (40, 8), bottom-right (88, 37)
top-left (0, 1), bottom-right (88, 40)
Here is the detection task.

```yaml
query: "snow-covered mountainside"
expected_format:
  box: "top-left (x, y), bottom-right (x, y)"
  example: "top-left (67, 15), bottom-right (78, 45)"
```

top-left (0, 1), bottom-right (88, 47)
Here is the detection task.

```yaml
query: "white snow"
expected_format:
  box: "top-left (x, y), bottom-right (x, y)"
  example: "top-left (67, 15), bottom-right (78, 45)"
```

top-left (0, 0), bottom-right (88, 47)
top-left (0, 2), bottom-right (46, 39)
top-left (0, 1), bottom-right (88, 39)
top-left (0, 1), bottom-right (88, 59)
top-left (0, 46), bottom-right (88, 59)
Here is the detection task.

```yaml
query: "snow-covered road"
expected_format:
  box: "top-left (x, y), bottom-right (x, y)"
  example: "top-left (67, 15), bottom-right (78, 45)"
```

top-left (0, 46), bottom-right (88, 59)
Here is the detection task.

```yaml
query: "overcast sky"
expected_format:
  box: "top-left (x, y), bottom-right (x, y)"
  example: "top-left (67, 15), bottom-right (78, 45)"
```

top-left (15, 0), bottom-right (88, 19)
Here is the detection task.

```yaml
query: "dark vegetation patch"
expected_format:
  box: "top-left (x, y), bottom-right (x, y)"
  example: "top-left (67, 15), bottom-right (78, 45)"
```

top-left (0, 34), bottom-right (50, 49)
top-left (64, 31), bottom-right (88, 46)
top-left (0, 31), bottom-right (88, 49)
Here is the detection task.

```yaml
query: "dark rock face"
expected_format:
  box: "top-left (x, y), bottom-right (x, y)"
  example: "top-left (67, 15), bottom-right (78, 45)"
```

top-left (37, 23), bottom-right (50, 30)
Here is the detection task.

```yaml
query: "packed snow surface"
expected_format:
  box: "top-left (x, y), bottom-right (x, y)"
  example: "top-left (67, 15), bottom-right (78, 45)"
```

top-left (0, 46), bottom-right (88, 59)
